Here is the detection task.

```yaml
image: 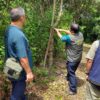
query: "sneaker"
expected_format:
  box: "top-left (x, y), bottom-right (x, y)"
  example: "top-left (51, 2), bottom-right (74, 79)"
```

top-left (65, 76), bottom-right (69, 81)
top-left (69, 90), bottom-right (77, 95)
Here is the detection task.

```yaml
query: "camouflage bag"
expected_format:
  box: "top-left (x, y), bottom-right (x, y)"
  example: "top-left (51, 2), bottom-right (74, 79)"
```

top-left (3, 58), bottom-right (22, 79)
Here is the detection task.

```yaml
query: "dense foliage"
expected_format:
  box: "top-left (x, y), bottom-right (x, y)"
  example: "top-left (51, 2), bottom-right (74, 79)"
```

top-left (0, 0), bottom-right (100, 68)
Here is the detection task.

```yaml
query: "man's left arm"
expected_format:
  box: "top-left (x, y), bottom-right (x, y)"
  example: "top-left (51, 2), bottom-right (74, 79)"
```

top-left (15, 35), bottom-right (34, 82)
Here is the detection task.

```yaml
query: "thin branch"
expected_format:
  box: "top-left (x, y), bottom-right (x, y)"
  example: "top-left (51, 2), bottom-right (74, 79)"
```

top-left (44, 0), bottom-right (56, 67)
top-left (54, 0), bottom-right (63, 27)
top-left (43, 0), bottom-right (64, 67)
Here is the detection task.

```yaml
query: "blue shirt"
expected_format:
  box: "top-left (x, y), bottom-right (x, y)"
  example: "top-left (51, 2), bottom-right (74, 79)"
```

top-left (61, 35), bottom-right (71, 44)
top-left (5, 25), bottom-right (33, 68)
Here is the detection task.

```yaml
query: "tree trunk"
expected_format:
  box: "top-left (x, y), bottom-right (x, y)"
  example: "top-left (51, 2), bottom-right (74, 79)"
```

top-left (44, 0), bottom-right (56, 67)
top-left (44, 0), bottom-right (63, 67)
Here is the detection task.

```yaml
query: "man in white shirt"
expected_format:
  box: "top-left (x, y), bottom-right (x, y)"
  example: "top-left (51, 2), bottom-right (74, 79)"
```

top-left (86, 34), bottom-right (100, 100)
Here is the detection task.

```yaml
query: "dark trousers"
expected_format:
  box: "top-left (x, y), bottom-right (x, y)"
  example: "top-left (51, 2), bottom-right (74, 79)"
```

top-left (66, 61), bottom-right (80, 92)
top-left (9, 73), bottom-right (26, 100)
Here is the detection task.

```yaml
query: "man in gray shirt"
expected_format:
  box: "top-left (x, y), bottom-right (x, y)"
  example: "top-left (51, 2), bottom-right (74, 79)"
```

top-left (55, 23), bottom-right (84, 95)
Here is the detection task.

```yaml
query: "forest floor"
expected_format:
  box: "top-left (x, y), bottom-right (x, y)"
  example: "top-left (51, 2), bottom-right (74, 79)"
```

top-left (27, 45), bottom-right (89, 100)
top-left (0, 44), bottom-right (90, 100)
top-left (42, 62), bottom-right (86, 100)
top-left (27, 59), bottom-right (86, 100)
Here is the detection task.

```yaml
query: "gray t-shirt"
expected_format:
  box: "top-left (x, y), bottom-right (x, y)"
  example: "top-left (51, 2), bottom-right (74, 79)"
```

top-left (86, 40), bottom-right (99, 60)
top-left (61, 32), bottom-right (84, 62)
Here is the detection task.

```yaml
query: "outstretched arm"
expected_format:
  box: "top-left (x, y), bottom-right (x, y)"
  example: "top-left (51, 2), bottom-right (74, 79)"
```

top-left (54, 28), bottom-right (71, 43)
top-left (54, 28), bottom-right (62, 38)
top-left (56, 29), bottom-right (71, 34)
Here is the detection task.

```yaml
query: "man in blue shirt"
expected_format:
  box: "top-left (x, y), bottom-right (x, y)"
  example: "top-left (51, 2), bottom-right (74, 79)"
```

top-left (4, 7), bottom-right (34, 100)
top-left (55, 24), bottom-right (84, 95)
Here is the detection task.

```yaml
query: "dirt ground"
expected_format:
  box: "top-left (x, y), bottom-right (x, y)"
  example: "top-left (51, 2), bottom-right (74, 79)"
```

top-left (41, 46), bottom-right (88, 100)
top-left (42, 62), bottom-right (86, 100)
top-left (40, 45), bottom-right (89, 100)
top-left (0, 45), bottom-right (89, 100)
top-left (27, 49), bottom-right (87, 100)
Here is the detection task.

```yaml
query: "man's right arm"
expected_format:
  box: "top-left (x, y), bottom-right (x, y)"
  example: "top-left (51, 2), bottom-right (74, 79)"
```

top-left (54, 28), bottom-right (71, 43)
top-left (86, 59), bottom-right (93, 74)
top-left (54, 28), bottom-right (62, 38)
top-left (56, 29), bottom-right (71, 34)
top-left (86, 41), bottom-right (99, 74)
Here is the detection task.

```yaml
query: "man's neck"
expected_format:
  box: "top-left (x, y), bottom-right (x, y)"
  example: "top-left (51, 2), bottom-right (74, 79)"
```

top-left (11, 22), bottom-right (23, 29)
top-left (71, 32), bottom-right (75, 35)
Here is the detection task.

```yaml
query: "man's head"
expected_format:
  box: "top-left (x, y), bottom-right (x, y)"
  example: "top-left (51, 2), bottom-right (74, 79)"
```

top-left (10, 7), bottom-right (26, 27)
top-left (70, 23), bottom-right (80, 34)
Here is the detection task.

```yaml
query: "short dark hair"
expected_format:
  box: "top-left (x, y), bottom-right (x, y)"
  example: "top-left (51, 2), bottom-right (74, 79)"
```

top-left (70, 23), bottom-right (80, 33)
top-left (10, 7), bottom-right (25, 22)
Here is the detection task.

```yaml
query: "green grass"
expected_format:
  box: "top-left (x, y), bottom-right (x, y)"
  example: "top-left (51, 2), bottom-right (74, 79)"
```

top-left (32, 66), bottom-right (56, 86)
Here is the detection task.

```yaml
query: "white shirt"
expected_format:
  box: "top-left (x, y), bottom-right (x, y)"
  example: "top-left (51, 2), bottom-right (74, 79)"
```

top-left (86, 40), bottom-right (99, 60)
